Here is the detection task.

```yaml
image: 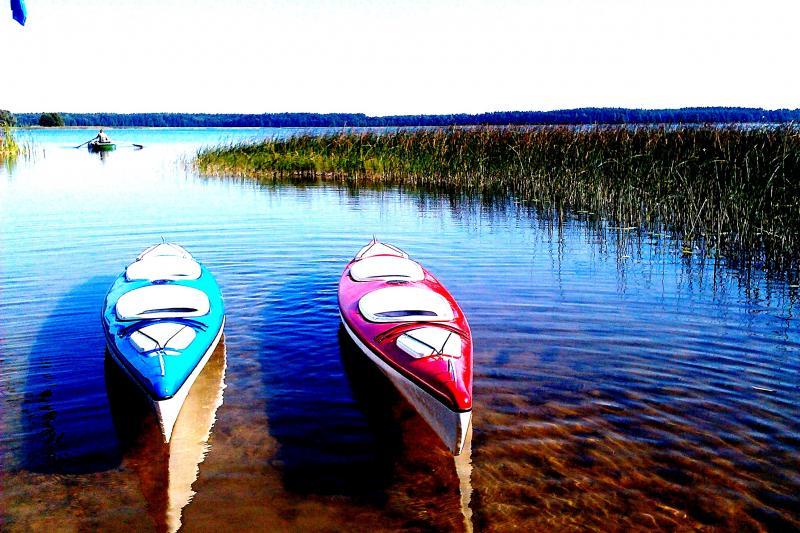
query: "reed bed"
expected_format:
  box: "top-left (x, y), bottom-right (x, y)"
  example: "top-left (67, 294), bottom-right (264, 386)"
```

top-left (196, 126), bottom-right (800, 270)
top-left (0, 126), bottom-right (23, 158)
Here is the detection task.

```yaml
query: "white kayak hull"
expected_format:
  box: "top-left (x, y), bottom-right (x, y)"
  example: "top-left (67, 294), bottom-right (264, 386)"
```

top-left (342, 316), bottom-right (472, 455)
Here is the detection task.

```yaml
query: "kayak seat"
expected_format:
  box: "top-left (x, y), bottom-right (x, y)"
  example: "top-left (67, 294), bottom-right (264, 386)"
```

top-left (359, 286), bottom-right (455, 323)
top-left (116, 285), bottom-right (210, 321)
top-left (350, 255), bottom-right (424, 282)
top-left (126, 256), bottom-right (201, 282)
top-left (129, 322), bottom-right (197, 353)
top-left (397, 326), bottom-right (462, 359)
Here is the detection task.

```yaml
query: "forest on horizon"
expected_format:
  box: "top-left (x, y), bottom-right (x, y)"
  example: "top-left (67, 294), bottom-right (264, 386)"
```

top-left (6, 107), bottom-right (800, 127)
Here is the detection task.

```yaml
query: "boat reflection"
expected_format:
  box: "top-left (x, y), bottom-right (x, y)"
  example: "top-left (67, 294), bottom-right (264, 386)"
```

top-left (455, 423), bottom-right (474, 533)
top-left (338, 326), bottom-right (474, 532)
top-left (89, 148), bottom-right (112, 162)
top-left (105, 336), bottom-right (227, 533)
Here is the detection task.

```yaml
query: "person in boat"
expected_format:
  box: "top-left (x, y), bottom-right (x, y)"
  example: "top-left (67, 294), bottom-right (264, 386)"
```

top-left (94, 129), bottom-right (110, 144)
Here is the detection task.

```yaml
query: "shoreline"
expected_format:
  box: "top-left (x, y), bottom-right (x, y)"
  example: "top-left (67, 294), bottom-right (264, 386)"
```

top-left (14, 122), bottom-right (800, 129)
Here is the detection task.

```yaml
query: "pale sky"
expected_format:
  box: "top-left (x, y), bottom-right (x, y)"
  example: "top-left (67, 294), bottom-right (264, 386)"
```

top-left (2, 0), bottom-right (799, 115)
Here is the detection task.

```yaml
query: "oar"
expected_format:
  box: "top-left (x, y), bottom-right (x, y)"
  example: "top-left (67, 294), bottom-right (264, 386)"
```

top-left (102, 142), bottom-right (144, 149)
top-left (75, 138), bottom-right (94, 148)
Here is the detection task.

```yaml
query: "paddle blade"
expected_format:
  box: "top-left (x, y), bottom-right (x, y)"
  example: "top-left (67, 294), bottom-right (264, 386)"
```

top-left (11, 0), bottom-right (27, 26)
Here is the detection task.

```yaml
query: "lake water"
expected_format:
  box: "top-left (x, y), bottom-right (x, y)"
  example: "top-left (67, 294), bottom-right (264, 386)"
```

top-left (1, 128), bottom-right (798, 531)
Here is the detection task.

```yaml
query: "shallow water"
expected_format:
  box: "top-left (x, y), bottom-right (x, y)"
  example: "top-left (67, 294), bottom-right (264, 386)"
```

top-left (1, 128), bottom-right (799, 531)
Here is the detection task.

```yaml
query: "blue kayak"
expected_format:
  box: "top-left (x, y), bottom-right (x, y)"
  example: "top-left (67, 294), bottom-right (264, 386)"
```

top-left (102, 243), bottom-right (224, 442)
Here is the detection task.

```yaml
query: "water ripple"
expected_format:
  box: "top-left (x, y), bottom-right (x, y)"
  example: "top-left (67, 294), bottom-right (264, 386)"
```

top-left (1, 131), bottom-right (799, 531)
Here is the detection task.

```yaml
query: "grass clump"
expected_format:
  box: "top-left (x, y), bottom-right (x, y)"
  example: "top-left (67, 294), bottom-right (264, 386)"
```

top-left (1, 126), bottom-right (23, 158)
top-left (196, 125), bottom-right (800, 269)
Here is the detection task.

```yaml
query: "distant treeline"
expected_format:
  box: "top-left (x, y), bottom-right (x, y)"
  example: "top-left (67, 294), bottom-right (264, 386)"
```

top-left (12, 107), bottom-right (800, 127)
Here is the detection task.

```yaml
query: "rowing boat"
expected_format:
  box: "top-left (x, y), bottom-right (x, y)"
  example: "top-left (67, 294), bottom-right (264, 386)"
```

top-left (102, 243), bottom-right (225, 442)
top-left (88, 140), bottom-right (116, 152)
top-left (338, 240), bottom-right (473, 454)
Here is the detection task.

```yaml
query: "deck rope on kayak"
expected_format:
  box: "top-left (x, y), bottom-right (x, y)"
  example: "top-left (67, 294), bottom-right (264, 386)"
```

top-left (118, 317), bottom-right (208, 337)
top-left (374, 322), bottom-right (468, 344)
top-left (118, 318), bottom-right (209, 376)
top-left (361, 238), bottom-right (379, 258)
top-left (439, 331), bottom-right (454, 355)
top-left (375, 324), bottom-right (462, 360)
top-left (134, 325), bottom-right (188, 352)
top-left (358, 238), bottom-right (403, 258)
top-left (132, 327), bottom-right (183, 376)
top-left (405, 330), bottom-right (454, 357)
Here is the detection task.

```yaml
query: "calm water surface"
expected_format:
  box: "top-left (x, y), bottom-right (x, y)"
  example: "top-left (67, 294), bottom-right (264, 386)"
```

top-left (1, 128), bottom-right (799, 531)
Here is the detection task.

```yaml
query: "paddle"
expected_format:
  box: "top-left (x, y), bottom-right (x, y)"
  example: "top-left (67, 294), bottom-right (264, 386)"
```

top-left (74, 138), bottom-right (94, 148)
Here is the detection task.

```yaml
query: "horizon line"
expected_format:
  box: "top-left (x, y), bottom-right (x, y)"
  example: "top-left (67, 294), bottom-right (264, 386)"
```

top-left (9, 106), bottom-right (800, 116)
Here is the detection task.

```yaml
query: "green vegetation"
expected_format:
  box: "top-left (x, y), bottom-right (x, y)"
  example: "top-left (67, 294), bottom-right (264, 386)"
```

top-left (197, 126), bottom-right (800, 269)
top-left (1, 125), bottom-right (26, 159)
top-left (38, 112), bottom-right (64, 127)
top-left (0, 109), bottom-right (17, 126)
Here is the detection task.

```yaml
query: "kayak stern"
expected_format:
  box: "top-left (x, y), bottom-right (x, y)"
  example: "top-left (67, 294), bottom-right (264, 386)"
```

top-left (342, 316), bottom-right (473, 455)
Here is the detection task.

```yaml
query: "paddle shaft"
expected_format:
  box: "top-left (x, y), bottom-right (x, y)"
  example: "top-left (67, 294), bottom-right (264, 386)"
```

top-left (110, 142), bottom-right (144, 149)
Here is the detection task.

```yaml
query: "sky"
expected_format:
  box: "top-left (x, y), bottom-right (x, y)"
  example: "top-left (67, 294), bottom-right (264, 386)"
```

top-left (2, 0), bottom-right (799, 115)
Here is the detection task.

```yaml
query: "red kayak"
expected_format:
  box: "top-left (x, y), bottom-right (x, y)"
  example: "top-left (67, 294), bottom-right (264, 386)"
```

top-left (338, 240), bottom-right (473, 454)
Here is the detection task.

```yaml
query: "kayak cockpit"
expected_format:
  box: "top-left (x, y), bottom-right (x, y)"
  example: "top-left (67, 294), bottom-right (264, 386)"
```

top-left (358, 286), bottom-right (455, 323)
top-left (116, 285), bottom-right (210, 321)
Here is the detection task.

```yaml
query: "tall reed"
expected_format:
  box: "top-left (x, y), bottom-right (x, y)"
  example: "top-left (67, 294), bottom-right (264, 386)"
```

top-left (0, 125), bottom-right (22, 158)
top-left (196, 125), bottom-right (800, 270)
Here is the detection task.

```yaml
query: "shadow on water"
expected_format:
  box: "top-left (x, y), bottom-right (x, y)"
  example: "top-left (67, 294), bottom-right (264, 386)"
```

top-left (337, 327), bottom-right (404, 455)
top-left (20, 276), bottom-right (121, 474)
top-left (255, 269), bottom-right (396, 501)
